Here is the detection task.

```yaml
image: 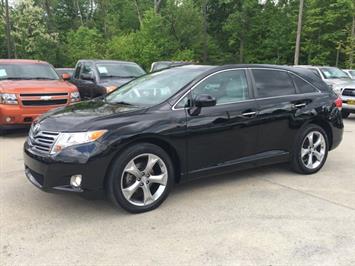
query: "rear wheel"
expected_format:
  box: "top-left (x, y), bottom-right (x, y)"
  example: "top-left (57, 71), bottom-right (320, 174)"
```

top-left (291, 125), bottom-right (329, 174)
top-left (341, 110), bottom-right (350, 118)
top-left (107, 143), bottom-right (174, 213)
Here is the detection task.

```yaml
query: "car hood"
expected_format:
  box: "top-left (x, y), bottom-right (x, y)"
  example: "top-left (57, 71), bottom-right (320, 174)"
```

top-left (37, 99), bottom-right (147, 132)
top-left (324, 79), bottom-right (355, 87)
top-left (98, 78), bottom-right (135, 88)
top-left (0, 80), bottom-right (77, 93)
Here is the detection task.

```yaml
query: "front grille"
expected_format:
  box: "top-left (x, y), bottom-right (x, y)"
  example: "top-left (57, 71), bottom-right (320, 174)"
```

top-left (342, 89), bottom-right (355, 97)
top-left (29, 129), bottom-right (59, 154)
top-left (22, 99), bottom-right (67, 106)
top-left (20, 93), bottom-right (68, 97)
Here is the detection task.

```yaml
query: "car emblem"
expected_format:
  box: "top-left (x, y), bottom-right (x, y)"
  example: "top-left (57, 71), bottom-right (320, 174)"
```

top-left (40, 96), bottom-right (52, 100)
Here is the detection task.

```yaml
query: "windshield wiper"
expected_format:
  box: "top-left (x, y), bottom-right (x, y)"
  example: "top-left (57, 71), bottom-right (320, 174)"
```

top-left (109, 101), bottom-right (135, 106)
top-left (0, 77), bottom-right (28, 80)
top-left (101, 75), bottom-right (137, 79)
top-left (31, 77), bottom-right (56, 80)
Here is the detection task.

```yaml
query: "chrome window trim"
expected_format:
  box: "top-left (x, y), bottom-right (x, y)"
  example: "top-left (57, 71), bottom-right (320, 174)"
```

top-left (172, 67), bottom-right (322, 111)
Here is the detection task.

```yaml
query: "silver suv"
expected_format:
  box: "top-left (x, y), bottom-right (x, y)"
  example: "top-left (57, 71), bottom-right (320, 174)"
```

top-left (295, 66), bottom-right (355, 118)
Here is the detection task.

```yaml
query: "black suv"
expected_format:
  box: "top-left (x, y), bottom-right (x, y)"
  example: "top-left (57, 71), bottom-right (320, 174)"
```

top-left (24, 64), bottom-right (343, 213)
top-left (70, 60), bottom-right (146, 99)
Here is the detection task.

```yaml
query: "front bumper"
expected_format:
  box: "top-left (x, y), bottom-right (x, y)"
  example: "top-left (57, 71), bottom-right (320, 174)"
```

top-left (0, 104), bottom-right (55, 126)
top-left (341, 95), bottom-right (355, 112)
top-left (23, 143), bottom-right (112, 199)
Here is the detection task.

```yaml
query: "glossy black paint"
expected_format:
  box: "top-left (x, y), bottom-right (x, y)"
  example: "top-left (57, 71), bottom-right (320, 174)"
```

top-left (24, 64), bottom-right (344, 198)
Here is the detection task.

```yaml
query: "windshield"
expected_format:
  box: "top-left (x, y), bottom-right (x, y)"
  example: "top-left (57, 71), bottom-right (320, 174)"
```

top-left (105, 66), bottom-right (212, 107)
top-left (96, 63), bottom-right (146, 78)
top-left (0, 63), bottom-right (59, 80)
top-left (319, 67), bottom-right (349, 79)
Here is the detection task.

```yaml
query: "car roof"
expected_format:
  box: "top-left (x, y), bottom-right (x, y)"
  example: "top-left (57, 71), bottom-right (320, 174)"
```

top-left (77, 59), bottom-right (140, 65)
top-left (175, 64), bottom-right (329, 91)
top-left (0, 59), bottom-right (49, 64)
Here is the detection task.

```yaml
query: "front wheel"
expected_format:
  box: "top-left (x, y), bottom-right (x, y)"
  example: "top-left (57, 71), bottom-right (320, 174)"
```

top-left (291, 125), bottom-right (329, 174)
top-left (107, 143), bottom-right (174, 213)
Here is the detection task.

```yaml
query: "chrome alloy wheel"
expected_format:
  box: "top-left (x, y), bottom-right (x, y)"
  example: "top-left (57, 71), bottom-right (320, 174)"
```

top-left (120, 153), bottom-right (168, 206)
top-left (301, 131), bottom-right (326, 170)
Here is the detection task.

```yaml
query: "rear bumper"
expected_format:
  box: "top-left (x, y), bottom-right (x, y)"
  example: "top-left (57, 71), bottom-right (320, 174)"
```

top-left (341, 96), bottom-right (355, 112)
top-left (0, 104), bottom-right (57, 126)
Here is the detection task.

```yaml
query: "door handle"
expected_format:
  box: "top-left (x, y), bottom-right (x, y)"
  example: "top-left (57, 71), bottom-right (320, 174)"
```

top-left (242, 111), bottom-right (257, 118)
top-left (293, 103), bottom-right (307, 109)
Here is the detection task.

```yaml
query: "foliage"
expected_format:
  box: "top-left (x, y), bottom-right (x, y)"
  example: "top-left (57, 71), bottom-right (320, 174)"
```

top-left (11, 0), bottom-right (58, 62)
top-left (2, 0), bottom-right (355, 69)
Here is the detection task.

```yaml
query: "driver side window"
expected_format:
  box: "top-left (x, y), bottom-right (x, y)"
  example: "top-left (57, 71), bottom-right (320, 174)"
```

top-left (191, 70), bottom-right (249, 105)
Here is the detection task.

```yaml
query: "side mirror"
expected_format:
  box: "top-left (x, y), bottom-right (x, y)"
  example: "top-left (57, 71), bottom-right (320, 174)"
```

top-left (194, 94), bottom-right (216, 108)
top-left (81, 73), bottom-right (94, 81)
top-left (61, 73), bottom-right (71, 80)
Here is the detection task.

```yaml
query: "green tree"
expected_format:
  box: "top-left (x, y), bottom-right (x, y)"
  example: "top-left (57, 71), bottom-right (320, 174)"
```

top-left (12, 0), bottom-right (58, 62)
top-left (63, 26), bottom-right (104, 66)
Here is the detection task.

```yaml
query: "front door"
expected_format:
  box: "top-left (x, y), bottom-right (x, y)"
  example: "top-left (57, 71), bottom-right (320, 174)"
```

top-left (184, 69), bottom-right (259, 176)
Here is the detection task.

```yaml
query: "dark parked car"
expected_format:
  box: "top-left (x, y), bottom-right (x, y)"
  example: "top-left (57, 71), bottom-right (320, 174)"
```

top-left (24, 64), bottom-right (343, 213)
top-left (70, 60), bottom-right (146, 99)
top-left (55, 68), bottom-right (75, 77)
top-left (150, 61), bottom-right (192, 72)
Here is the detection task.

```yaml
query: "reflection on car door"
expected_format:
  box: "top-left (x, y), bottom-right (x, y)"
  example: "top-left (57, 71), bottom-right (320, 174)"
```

top-left (184, 69), bottom-right (259, 177)
top-left (251, 68), bottom-right (316, 155)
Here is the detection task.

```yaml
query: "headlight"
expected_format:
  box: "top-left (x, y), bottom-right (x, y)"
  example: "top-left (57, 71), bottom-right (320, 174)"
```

top-left (0, 93), bottom-right (18, 105)
top-left (51, 130), bottom-right (107, 154)
top-left (106, 86), bottom-right (117, 93)
top-left (70, 91), bottom-right (80, 102)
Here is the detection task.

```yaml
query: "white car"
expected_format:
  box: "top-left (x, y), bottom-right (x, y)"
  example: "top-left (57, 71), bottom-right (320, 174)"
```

top-left (343, 69), bottom-right (355, 80)
top-left (295, 66), bottom-right (355, 118)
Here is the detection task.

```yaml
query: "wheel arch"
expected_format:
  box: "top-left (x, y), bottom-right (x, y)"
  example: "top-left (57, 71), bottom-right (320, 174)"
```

top-left (104, 135), bottom-right (183, 189)
top-left (305, 119), bottom-right (333, 150)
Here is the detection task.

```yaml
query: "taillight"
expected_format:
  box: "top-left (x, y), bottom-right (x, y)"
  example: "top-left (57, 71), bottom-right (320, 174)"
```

top-left (335, 97), bottom-right (342, 111)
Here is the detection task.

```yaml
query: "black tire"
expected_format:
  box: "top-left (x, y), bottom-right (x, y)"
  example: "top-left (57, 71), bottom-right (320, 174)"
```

top-left (0, 126), bottom-right (7, 136)
top-left (341, 111), bottom-right (350, 119)
top-left (291, 124), bottom-right (329, 174)
top-left (106, 143), bottom-right (174, 213)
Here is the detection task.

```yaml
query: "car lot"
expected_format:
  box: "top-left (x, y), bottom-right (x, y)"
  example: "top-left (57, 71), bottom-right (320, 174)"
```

top-left (1, 118), bottom-right (355, 265)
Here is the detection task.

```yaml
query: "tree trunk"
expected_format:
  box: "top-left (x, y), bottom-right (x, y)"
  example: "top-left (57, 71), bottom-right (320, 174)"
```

top-left (43, 0), bottom-right (53, 32)
top-left (239, 37), bottom-right (244, 63)
top-left (154, 0), bottom-right (163, 14)
top-left (133, 0), bottom-right (143, 27)
top-left (5, 0), bottom-right (11, 58)
top-left (202, 0), bottom-right (208, 63)
top-left (294, 0), bottom-right (304, 65)
top-left (349, 15), bottom-right (355, 68)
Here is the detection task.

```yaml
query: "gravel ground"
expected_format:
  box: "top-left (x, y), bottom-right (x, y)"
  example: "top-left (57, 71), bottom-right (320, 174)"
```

top-left (1, 117), bottom-right (355, 266)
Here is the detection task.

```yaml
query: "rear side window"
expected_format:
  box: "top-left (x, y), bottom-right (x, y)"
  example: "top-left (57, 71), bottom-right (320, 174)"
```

top-left (292, 74), bottom-right (318, 94)
top-left (252, 69), bottom-right (296, 98)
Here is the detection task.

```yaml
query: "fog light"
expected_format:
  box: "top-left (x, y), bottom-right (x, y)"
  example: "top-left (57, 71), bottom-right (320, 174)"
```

top-left (5, 117), bottom-right (12, 123)
top-left (70, 174), bottom-right (82, 188)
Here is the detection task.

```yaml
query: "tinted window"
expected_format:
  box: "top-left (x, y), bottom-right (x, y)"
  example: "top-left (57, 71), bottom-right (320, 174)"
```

top-left (82, 63), bottom-right (93, 75)
top-left (292, 74), bottom-right (317, 94)
top-left (252, 69), bottom-right (296, 98)
top-left (74, 63), bottom-right (82, 79)
top-left (191, 70), bottom-right (249, 105)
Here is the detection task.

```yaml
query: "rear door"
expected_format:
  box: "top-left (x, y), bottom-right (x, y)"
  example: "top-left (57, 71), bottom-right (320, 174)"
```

top-left (250, 68), bottom-right (302, 154)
